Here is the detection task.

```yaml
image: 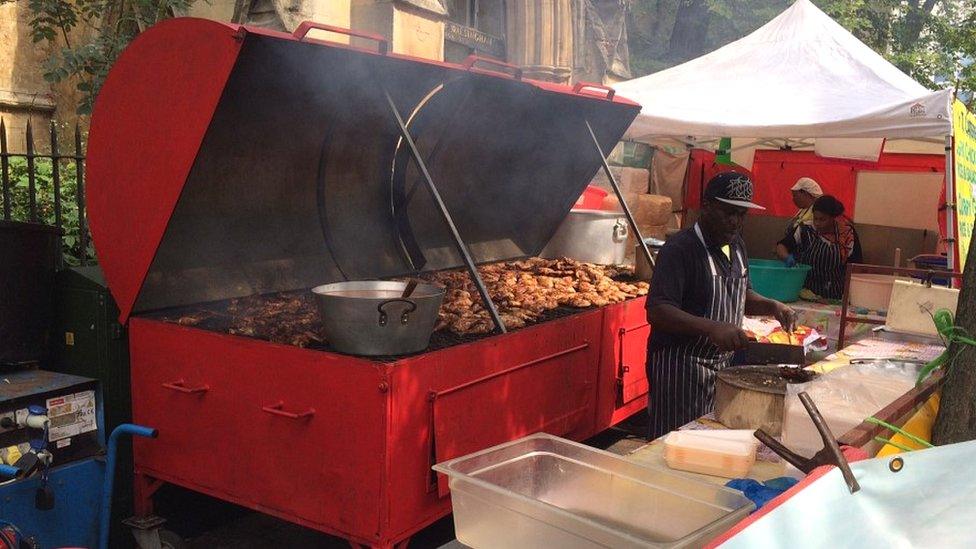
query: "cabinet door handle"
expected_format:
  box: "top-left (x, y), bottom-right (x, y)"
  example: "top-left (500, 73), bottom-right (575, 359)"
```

top-left (261, 401), bottom-right (316, 420)
top-left (161, 379), bottom-right (210, 394)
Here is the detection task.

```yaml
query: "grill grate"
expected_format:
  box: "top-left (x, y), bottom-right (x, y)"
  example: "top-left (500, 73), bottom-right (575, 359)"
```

top-left (149, 295), bottom-right (598, 361)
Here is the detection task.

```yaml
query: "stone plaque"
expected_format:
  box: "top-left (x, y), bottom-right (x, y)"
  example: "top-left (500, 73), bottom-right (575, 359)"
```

top-left (444, 21), bottom-right (505, 59)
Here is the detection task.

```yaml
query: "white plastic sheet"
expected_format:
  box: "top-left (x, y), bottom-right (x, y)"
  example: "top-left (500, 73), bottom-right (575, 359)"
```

top-left (614, 0), bottom-right (953, 141)
top-left (720, 440), bottom-right (976, 548)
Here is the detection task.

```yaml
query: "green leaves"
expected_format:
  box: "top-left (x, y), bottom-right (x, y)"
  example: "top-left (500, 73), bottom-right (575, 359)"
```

top-left (22, 0), bottom-right (198, 115)
top-left (3, 156), bottom-right (96, 265)
top-left (628, 0), bottom-right (976, 107)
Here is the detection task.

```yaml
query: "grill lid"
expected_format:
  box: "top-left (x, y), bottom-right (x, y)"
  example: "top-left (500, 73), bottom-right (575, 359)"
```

top-left (87, 18), bottom-right (640, 323)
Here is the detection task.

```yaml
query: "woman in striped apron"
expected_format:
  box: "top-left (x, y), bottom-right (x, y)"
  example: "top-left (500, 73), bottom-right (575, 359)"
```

top-left (780, 195), bottom-right (862, 300)
top-left (645, 173), bottom-right (796, 440)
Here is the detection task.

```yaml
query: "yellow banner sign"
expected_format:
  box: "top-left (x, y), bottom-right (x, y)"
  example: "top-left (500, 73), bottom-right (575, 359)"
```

top-left (955, 100), bottom-right (976, 269)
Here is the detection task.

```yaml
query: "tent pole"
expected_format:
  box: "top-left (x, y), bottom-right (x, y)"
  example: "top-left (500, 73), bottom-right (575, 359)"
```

top-left (584, 119), bottom-right (655, 269)
top-left (945, 134), bottom-right (956, 272)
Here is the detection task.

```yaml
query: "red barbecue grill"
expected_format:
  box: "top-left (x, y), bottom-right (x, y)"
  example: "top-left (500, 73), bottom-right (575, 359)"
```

top-left (86, 17), bottom-right (651, 548)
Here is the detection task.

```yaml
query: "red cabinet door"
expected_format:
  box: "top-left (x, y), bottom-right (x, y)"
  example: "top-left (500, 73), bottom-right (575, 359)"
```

top-left (618, 320), bottom-right (651, 405)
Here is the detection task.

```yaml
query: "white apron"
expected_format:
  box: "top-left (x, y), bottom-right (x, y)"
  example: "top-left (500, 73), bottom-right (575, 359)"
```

top-left (647, 224), bottom-right (749, 439)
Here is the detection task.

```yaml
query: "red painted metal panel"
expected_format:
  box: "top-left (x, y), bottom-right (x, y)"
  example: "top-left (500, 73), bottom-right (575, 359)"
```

top-left (87, 19), bottom-right (243, 322)
top-left (619, 322), bottom-right (651, 404)
top-left (597, 298), bottom-right (650, 429)
top-left (686, 149), bottom-right (945, 218)
top-left (431, 342), bottom-right (596, 497)
top-left (127, 301), bottom-right (650, 546)
top-left (381, 310), bottom-right (604, 536)
top-left (129, 318), bottom-right (390, 542)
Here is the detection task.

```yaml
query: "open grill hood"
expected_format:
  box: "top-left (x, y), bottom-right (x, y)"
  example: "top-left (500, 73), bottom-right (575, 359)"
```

top-left (86, 18), bottom-right (640, 323)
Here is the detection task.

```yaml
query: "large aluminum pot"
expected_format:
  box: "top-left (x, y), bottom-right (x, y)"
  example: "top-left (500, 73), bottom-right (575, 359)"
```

top-left (541, 209), bottom-right (628, 265)
top-left (311, 281), bottom-right (445, 356)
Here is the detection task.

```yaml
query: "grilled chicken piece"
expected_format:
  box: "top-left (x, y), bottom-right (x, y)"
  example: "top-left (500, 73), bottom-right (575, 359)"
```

top-left (161, 258), bottom-right (648, 344)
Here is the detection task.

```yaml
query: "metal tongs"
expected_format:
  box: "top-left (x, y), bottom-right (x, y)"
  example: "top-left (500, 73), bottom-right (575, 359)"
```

top-left (754, 392), bottom-right (861, 494)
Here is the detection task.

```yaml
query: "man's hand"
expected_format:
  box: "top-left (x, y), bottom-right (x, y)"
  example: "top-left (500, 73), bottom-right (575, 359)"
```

top-left (773, 301), bottom-right (797, 333)
top-left (707, 323), bottom-right (750, 351)
top-left (783, 254), bottom-right (797, 268)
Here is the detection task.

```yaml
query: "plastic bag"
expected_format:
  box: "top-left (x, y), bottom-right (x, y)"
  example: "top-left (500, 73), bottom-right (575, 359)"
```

top-left (780, 362), bottom-right (919, 457)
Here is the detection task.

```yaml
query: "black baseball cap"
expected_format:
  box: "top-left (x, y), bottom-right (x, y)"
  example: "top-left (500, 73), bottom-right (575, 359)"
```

top-left (704, 172), bottom-right (765, 210)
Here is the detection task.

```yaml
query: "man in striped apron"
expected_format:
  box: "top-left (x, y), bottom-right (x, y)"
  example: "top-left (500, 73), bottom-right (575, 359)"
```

top-left (646, 173), bottom-right (796, 440)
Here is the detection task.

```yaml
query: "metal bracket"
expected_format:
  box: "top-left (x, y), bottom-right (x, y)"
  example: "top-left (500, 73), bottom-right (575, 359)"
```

top-left (755, 391), bottom-right (861, 494)
top-left (382, 87), bottom-right (506, 334)
top-left (584, 119), bottom-right (655, 270)
top-left (123, 515), bottom-right (167, 549)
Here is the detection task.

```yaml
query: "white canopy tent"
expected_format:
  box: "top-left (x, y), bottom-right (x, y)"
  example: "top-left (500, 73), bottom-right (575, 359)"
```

top-left (614, 0), bottom-right (953, 140)
top-left (612, 0), bottom-right (957, 265)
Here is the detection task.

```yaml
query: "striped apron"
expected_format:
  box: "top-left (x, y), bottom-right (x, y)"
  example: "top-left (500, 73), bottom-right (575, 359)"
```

top-left (796, 226), bottom-right (845, 299)
top-left (646, 224), bottom-right (749, 440)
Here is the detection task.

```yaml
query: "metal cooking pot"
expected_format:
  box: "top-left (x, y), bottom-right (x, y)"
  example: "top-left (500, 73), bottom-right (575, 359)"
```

top-left (541, 209), bottom-right (628, 265)
top-left (311, 281), bottom-right (445, 356)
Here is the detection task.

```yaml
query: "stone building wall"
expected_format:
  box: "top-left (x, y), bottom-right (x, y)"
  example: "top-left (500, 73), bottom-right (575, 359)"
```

top-left (0, 1), bottom-right (100, 152)
top-left (0, 1), bottom-right (56, 152)
top-left (0, 0), bottom-right (631, 144)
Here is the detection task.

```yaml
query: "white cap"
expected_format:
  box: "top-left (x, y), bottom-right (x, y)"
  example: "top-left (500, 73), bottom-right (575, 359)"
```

top-left (791, 177), bottom-right (823, 197)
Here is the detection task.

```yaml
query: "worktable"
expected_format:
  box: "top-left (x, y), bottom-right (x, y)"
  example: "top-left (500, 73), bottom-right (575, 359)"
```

top-left (625, 331), bottom-right (944, 485)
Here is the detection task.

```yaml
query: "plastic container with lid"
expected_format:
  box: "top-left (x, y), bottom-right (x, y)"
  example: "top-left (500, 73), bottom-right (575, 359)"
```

top-left (663, 430), bottom-right (759, 478)
top-left (849, 274), bottom-right (896, 311)
top-left (434, 433), bottom-right (754, 548)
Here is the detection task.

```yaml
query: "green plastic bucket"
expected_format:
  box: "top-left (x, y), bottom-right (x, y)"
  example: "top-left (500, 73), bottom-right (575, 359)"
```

top-left (748, 259), bottom-right (811, 302)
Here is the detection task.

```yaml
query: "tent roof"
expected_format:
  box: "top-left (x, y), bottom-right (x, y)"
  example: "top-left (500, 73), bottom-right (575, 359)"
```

top-left (614, 0), bottom-right (953, 141)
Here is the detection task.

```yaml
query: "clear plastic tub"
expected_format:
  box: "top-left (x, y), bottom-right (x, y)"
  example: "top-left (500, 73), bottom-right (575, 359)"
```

top-left (433, 433), bottom-right (754, 549)
top-left (663, 430), bottom-right (758, 478)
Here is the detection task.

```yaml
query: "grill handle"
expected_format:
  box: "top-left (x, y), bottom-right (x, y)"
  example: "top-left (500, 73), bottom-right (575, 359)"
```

top-left (262, 401), bottom-right (316, 420)
top-left (573, 82), bottom-right (616, 101)
top-left (377, 298), bottom-right (417, 326)
top-left (292, 21), bottom-right (389, 55)
top-left (462, 55), bottom-right (523, 80)
top-left (161, 379), bottom-right (210, 394)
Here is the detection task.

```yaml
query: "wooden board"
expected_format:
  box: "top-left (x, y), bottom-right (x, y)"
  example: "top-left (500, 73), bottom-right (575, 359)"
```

top-left (853, 171), bottom-right (944, 231)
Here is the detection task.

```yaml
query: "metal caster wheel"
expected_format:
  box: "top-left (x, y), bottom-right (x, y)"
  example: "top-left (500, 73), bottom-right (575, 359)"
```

top-left (158, 529), bottom-right (187, 549)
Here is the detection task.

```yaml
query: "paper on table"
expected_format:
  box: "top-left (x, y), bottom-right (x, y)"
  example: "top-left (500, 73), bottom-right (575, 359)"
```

top-left (835, 338), bottom-right (944, 362)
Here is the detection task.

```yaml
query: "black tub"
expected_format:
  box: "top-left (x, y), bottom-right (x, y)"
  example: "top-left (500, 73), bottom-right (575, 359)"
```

top-left (0, 221), bottom-right (60, 364)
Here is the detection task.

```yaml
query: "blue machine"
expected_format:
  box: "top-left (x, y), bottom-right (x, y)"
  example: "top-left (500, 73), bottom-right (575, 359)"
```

top-left (0, 367), bottom-right (155, 549)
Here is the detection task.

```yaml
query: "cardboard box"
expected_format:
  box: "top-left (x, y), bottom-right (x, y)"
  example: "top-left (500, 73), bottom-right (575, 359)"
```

top-left (590, 166), bottom-right (649, 195)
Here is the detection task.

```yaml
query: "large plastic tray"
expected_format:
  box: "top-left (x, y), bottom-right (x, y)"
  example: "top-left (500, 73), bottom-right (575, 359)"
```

top-left (433, 433), bottom-right (754, 548)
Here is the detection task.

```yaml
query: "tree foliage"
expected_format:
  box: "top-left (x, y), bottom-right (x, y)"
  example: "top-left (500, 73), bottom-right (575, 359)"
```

top-left (629, 0), bottom-right (976, 107)
top-left (2, 0), bottom-right (195, 114)
top-left (5, 156), bottom-right (96, 265)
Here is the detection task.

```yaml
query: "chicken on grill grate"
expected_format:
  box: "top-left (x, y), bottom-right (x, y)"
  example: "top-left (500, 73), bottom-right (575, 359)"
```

top-left (160, 258), bottom-right (648, 344)
top-left (419, 258), bottom-right (648, 335)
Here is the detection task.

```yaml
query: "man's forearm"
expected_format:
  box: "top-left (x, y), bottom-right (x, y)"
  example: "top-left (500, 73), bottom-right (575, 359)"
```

top-left (647, 304), bottom-right (719, 338)
top-left (775, 243), bottom-right (791, 260)
top-left (744, 289), bottom-right (777, 316)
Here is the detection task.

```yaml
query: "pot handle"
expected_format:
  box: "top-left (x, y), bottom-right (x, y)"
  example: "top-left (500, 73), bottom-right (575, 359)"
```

top-left (613, 220), bottom-right (628, 242)
top-left (377, 298), bottom-right (418, 326)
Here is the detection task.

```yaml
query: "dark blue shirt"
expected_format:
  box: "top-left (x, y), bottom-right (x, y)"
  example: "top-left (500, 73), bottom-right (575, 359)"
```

top-left (646, 225), bottom-right (750, 352)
